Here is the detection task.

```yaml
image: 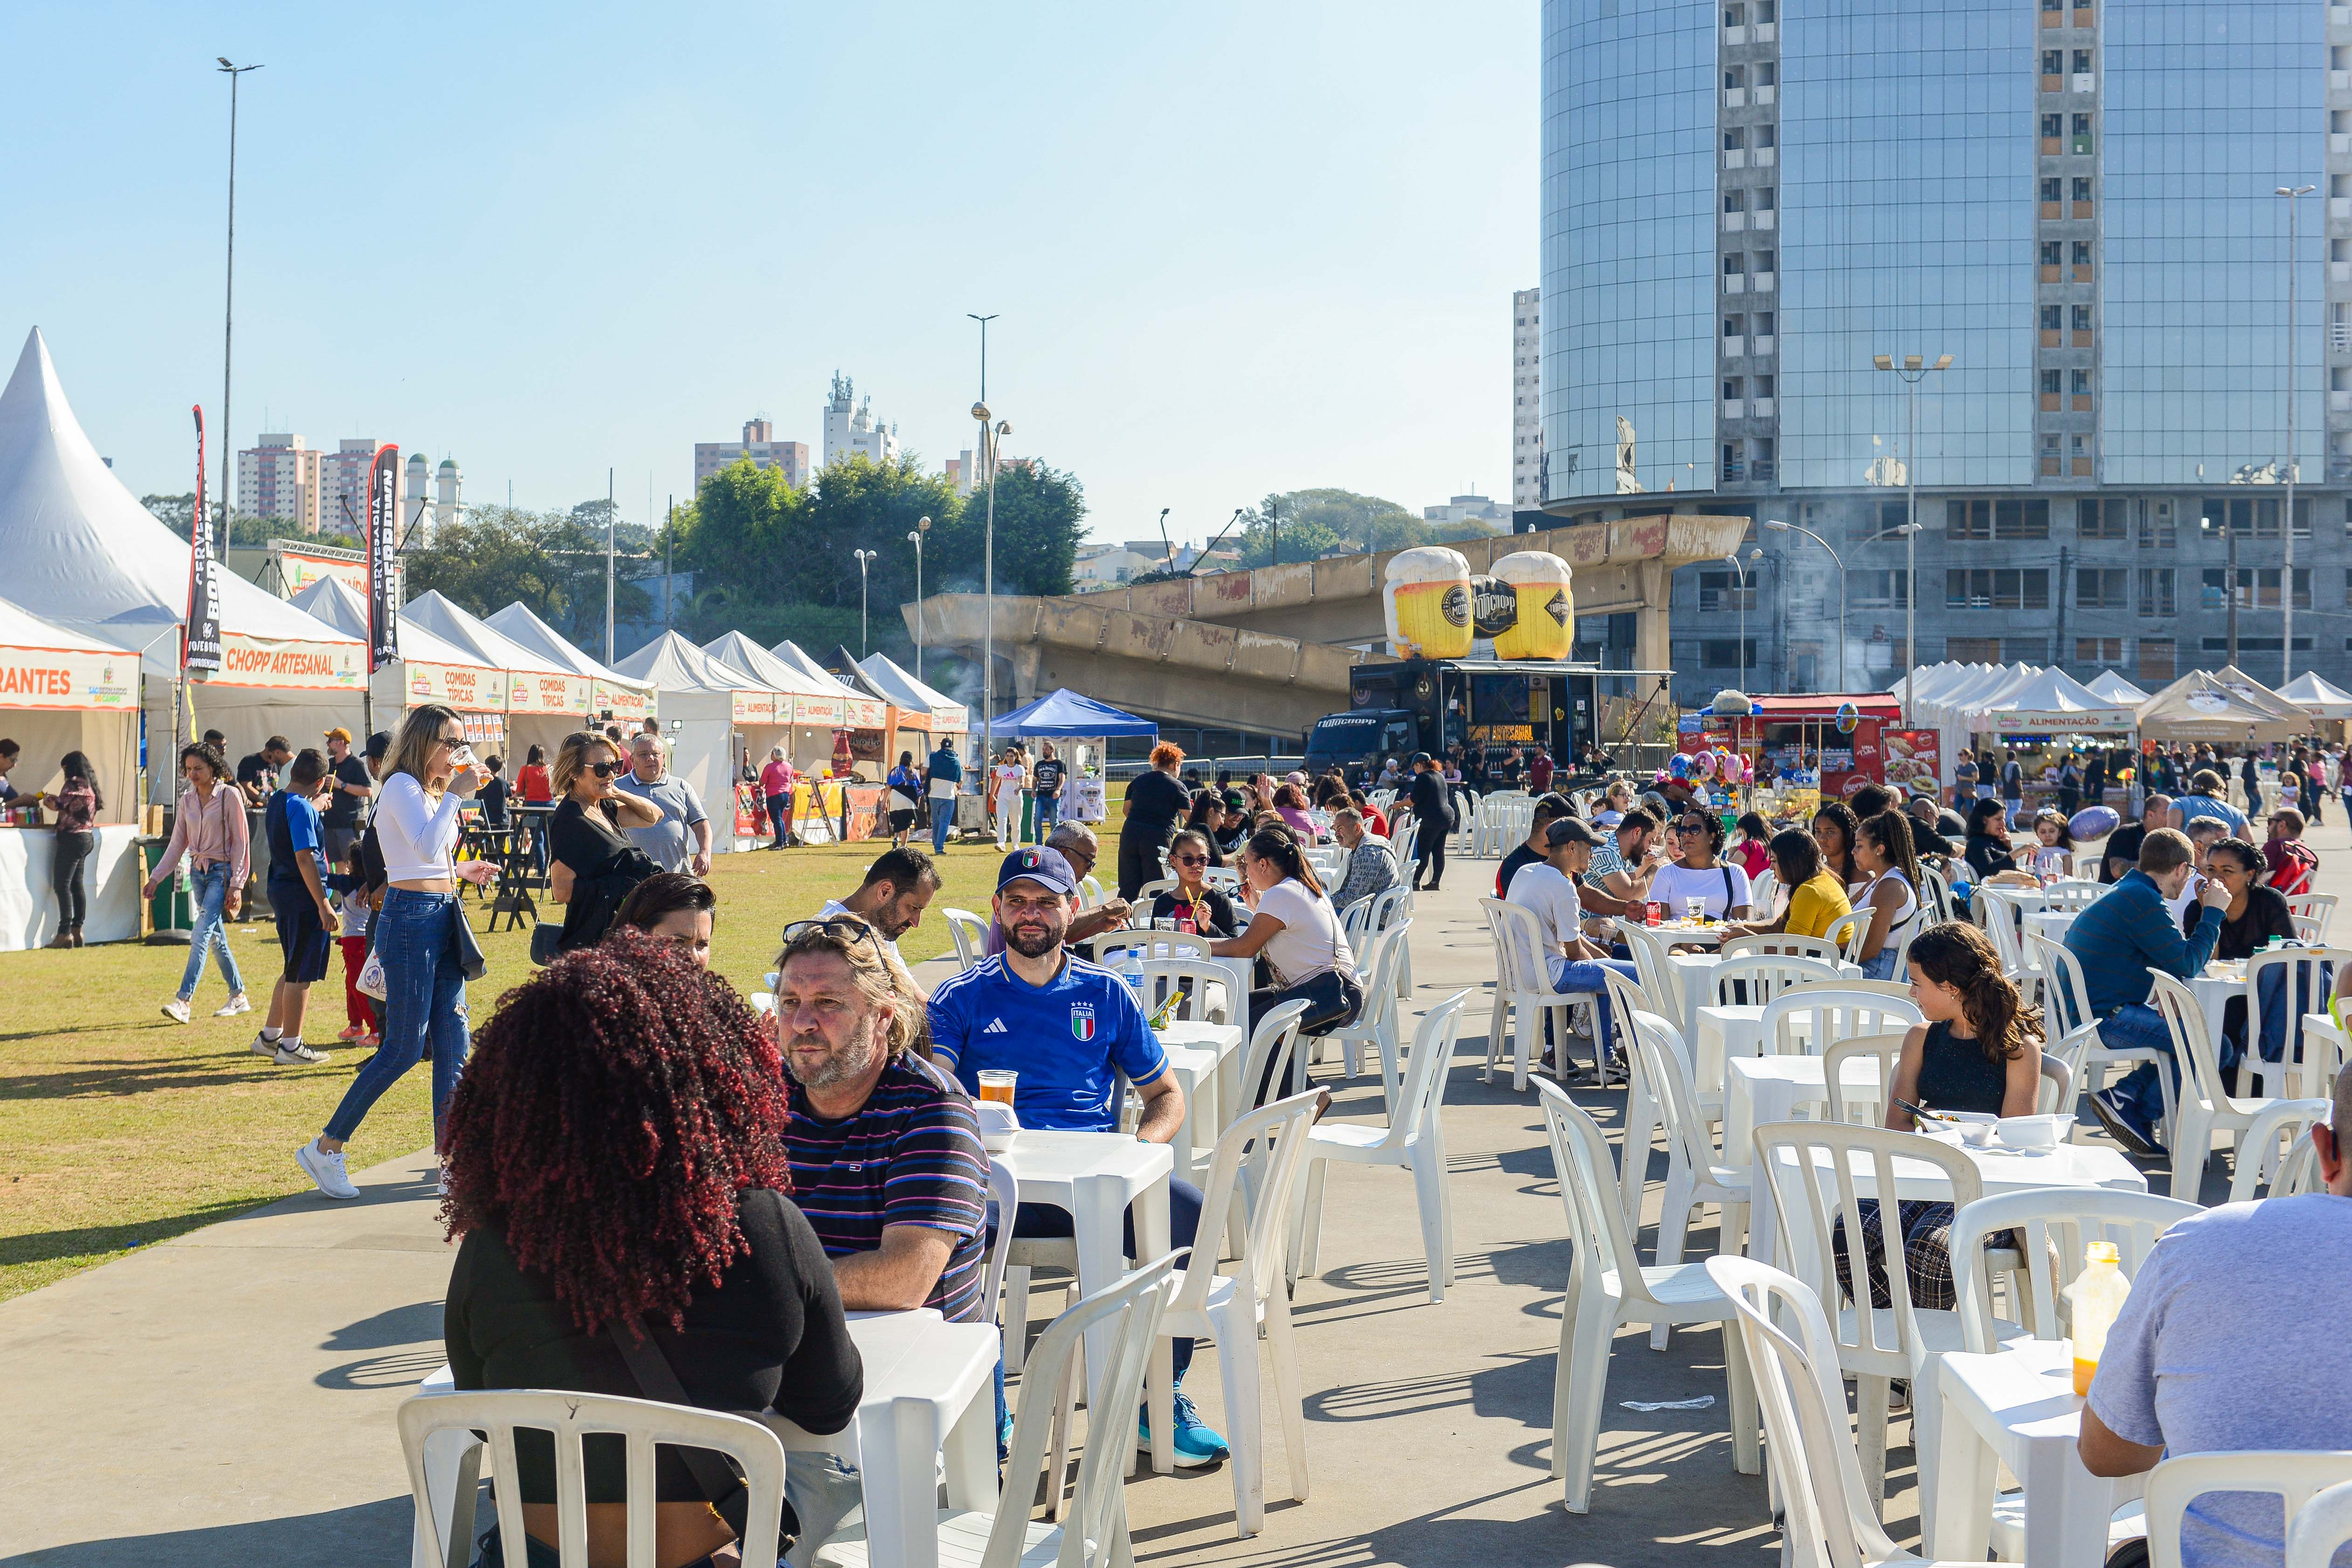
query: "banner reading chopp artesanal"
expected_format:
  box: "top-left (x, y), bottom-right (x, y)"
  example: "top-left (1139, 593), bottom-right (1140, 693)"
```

top-left (366, 444), bottom-right (399, 672)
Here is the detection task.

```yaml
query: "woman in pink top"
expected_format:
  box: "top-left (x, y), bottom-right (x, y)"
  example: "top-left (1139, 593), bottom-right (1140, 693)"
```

top-left (143, 741), bottom-right (253, 1023)
top-left (759, 747), bottom-right (797, 850)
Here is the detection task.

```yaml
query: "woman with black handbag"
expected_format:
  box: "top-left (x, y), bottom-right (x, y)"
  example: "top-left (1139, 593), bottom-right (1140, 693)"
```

top-left (1211, 825), bottom-right (1364, 1104)
top-left (441, 937), bottom-right (861, 1568)
top-left (298, 704), bottom-right (500, 1203)
top-left (545, 729), bottom-right (661, 958)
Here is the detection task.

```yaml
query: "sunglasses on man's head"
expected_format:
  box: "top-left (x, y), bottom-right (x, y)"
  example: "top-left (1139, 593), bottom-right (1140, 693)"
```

top-left (781, 916), bottom-right (886, 957)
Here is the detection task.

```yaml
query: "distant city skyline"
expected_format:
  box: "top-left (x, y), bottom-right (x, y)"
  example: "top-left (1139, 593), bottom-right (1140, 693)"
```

top-left (0, 3), bottom-right (1536, 544)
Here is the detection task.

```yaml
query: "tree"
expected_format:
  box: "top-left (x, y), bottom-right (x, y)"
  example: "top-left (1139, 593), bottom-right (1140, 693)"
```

top-left (401, 504), bottom-right (648, 647)
top-left (148, 493), bottom-right (359, 550)
top-left (930, 460), bottom-right (1083, 597)
top-left (1229, 487), bottom-right (1500, 568)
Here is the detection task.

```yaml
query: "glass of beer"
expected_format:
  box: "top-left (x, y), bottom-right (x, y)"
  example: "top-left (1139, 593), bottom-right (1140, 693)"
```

top-left (977, 1069), bottom-right (1019, 1105)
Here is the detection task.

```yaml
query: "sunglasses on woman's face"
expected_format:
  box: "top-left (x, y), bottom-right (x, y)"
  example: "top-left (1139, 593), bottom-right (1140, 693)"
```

top-left (1172, 853), bottom-right (1208, 866)
top-left (588, 761), bottom-right (618, 779)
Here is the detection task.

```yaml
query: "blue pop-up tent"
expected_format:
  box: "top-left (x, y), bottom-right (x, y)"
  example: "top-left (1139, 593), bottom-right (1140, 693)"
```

top-left (993, 688), bottom-right (1158, 737)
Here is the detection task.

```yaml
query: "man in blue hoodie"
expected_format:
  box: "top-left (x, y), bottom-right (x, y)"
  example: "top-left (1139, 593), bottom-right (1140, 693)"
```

top-left (925, 738), bottom-right (962, 855)
top-left (2063, 826), bottom-right (2232, 1158)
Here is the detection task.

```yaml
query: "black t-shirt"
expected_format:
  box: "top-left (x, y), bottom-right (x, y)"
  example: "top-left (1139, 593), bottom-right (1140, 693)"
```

top-left (1032, 758), bottom-right (1066, 798)
top-left (321, 754), bottom-right (371, 828)
top-left (235, 751), bottom-right (277, 800)
top-left (549, 794), bottom-right (631, 875)
top-left (1149, 886), bottom-right (1238, 936)
top-left (477, 775), bottom-right (510, 828)
top-left (1964, 832), bottom-right (2017, 882)
top-left (1408, 769), bottom-right (1449, 830)
top-left (2100, 822), bottom-right (2148, 883)
top-left (1496, 843), bottom-right (1542, 901)
top-left (1123, 769), bottom-right (1190, 836)
top-left (444, 1190), bottom-right (860, 1508)
top-left (2215, 886), bottom-right (2297, 961)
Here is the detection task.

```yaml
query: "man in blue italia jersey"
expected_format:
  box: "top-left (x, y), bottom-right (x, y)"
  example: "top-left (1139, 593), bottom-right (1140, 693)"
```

top-left (929, 845), bottom-right (1229, 1466)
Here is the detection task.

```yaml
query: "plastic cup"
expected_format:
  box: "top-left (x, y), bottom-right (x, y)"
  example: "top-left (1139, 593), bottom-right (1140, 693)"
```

top-left (978, 1069), bottom-right (1019, 1105)
top-left (1685, 897), bottom-right (1707, 923)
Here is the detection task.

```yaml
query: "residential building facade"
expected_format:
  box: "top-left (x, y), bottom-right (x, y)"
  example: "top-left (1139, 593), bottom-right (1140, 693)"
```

top-left (823, 373), bottom-right (898, 467)
top-left (1540, 0), bottom-right (2345, 703)
top-left (695, 418), bottom-right (811, 490)
top-left (237, 432), bottom-right (321, 534)
top-left (318, 439), bottom-right (403, 540)
top-left (1513, 286), bottom-right (1543, 507)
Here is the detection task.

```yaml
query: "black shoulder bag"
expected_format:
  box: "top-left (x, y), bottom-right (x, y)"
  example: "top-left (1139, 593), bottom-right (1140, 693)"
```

top-left (606, 1321), bottom-right (797, 1555)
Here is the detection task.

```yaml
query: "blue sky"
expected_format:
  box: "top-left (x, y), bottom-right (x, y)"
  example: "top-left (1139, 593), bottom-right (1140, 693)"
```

top-left (2, 2), bottom-right (1536, 547)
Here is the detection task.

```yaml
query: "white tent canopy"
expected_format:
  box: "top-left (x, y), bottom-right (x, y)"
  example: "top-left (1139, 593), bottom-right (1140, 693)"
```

top-left (290, 576), bottom-right (506, 732)
top-left (480, 602), bottom-right (655, 721)
top-left (858, 652), bottom-right (969, 734)
top-left (0, 595), bottom-right (140, 820)
top-left (0, 327), bottom-right (364, 781)
top-left (2136, 666), bottom-right (2312, 742)
top-left (2084, 669), bottom-right (2150, 706)
top-left (1965, 666), bottom-right (2138, 733)
top-left (2279, 671), bottom-right (2352, 719)
top-left (613, 631), bottom-right (768, 836)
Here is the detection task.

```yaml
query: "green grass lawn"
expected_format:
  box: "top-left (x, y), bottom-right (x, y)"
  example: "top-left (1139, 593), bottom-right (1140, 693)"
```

top-left (0, 840), bottom-right (1007, 1303)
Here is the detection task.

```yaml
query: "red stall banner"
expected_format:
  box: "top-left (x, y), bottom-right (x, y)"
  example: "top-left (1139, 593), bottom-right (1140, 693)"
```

top-left (735, 781), bottom-right (763, 840)
top-left (1819, 718), bottom-right (1884, 801)
top-left (1884, 729), bottom-right (1942, 800)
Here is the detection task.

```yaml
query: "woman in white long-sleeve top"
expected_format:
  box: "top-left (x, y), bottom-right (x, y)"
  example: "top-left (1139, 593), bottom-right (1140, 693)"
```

top-left (297, 704), bottom-right (496, 1201)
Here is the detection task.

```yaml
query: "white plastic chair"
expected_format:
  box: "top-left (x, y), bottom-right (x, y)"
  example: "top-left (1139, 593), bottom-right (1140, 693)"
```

top-left (1823, 908), bottom-right (1874, 966)
top-left (983, 1155), bottom-right (1020, 1364)
top-left (2149, 970), bottom-right (2284, 1189)
top-left (1368, 884), bottom-right (1415, 1000)
top-left (1748, 866), bottom-right (1780, 920)
top-left (1917, 861), bottom-right (1956, 925)
top-left (2227, 1098), bottom-right (2335, 1202)
top-left (400, 1390), bottom-right (790, 1568)
top-left (1077, 874), bottom-right (1103, 907)
top-left (1537, 1080), bottom-right (1760, 1514)
top-left (1948, 1188), bottom-right (2199, 1355)
top-left (1614, 921), bottom-right (1683, 1032)
top-left (1763, 987), bottom-right (1925, 1058)
top-left (1704, 1255), bottom-right (1981, 1568)
top-left (1709, 952), bottom-right (1843, 1008)
top-left (1753, 1120), bottom-right (1986, 1503)
top-left (1133, 876), bottom-right (1178, 904)
top-left (1720, 931), bottom-right (1843, 965)
top-left (1321, 918), bottom-right (1412, 1106)
top-left (2288, 1477), bottom-right (2352, 1568)
top-left (2287, 891), bottom-right (2339, 944)
top-left (1970, 886), bottom-right (2034, 977)
top-left (1084, 929), bottom-right (1210, 965)
top-left (2146, 1451), bottom-right (2352, 1568)
top-left (1822, 1032), bottom-right (1912, 1126)
top-left (816, 1253), bottom-right (1180, 1568)
top-left (940, 907), bottom-right (989, 971)
top-left (2034, 933), bottom-right (2174, 1144)
top-left (2239, 946), bottom-right (2352, 1099)
top-left (1131, 958), bottom-right (1236, 1028)
top-left (1480, 897), bottom-right (1599, 1091)
top-left (1153, 1090), bottom-right (1322, 1537)
top-left (2037, 878), bottom-right (2104, 912)
top-left (1290, 990), bottom-right (1469, 1302)
top-left (1620, 1005), bottom-right (1753, 1336)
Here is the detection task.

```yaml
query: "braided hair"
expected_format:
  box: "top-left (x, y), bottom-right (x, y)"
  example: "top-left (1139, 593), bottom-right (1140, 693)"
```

top-left (439, 934), bottom-right (793, 1335)
top-left (1905, 922), bottom-right (2040, 1067)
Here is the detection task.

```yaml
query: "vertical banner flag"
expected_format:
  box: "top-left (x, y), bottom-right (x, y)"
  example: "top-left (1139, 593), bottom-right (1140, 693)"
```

top-left (184, 406), bottom-right (223, 673)
top-left (366, 444), bottom-right (400, 672)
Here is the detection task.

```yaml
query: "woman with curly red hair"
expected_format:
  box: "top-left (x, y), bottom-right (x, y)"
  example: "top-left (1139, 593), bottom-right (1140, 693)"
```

top-left (440, 934), bottom-right (860, 1568)
top-left (1116, 739), bottom-right (1189, 899)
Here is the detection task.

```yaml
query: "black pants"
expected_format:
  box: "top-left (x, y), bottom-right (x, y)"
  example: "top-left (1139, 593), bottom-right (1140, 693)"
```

top-left (1117, 823), bottom-right (1171, 902)
top-left (1248, 970), bottom-right (1363, 1104)
top-left (52, 829), bottom-right (93, 933)
top-left (1414, 834), bottom-right (1445, 890)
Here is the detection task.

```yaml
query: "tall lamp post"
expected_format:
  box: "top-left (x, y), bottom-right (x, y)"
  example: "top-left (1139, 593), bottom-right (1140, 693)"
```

top-left (1873, 352), bottom-right (1951, 724)
top-left (852, 548), bottom-right (876, 656)
top-left (214, 58), bottom-right (262, 563)
top-left (907, 516), bottom-right (929, 681)
top-left (974, 404), bottom-right (1011, 763)
top-left (2279, 184), bottom-right (2315, 686)
top-left (1723, 549), bottom-right (1763, 693)
top-left (1764, 518), bottom-right (1848, 692)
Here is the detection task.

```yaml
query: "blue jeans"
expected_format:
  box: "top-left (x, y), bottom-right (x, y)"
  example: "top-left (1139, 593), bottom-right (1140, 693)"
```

top-left (2101, 1000), bottom-right (2240, 1136)
top-left (1013, 1176), bottom-right (1205, 1379)
top-left (930, 797), bottom-right (955, 852)
top-left (1552, 958), bottom-right (1641, 1050)
top-left (1032, 795), bottom-right (1060, 843)
top-left (324, 890), bottom-right (470, 1144)
top-left (177, 863), bottom-right (246, 1002)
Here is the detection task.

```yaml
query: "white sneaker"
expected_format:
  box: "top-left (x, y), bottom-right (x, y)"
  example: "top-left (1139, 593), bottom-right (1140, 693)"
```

top-left (213, 994), bottom-right (252, 1018)
top-left (273, 1038), bottom-right (329, 1066)
top-left (296, 1139), bottom-right (359, 1200)
top-left (161, 998), bottom-right (191, 1024)
top-left (249, 1030), bottom-right (281, 1057)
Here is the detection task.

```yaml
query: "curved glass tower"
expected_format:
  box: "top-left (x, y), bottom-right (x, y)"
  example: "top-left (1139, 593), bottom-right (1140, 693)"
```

top-left (1540, 0), bottom-right (2338, 698)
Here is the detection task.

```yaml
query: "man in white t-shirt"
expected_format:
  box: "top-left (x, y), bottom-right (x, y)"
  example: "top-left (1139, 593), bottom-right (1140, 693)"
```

top-left (1506, 817), bottom-right (1641, 1067)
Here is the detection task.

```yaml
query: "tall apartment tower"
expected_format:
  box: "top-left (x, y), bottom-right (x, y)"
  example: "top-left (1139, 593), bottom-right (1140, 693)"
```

top-left (694, 417), bottom-right (811, 489)
top-left (237, 432), bottom-right (322, 533)
top-left (1540, 0), bottom-right (2341, 700)
top-left (822, 373), bottom-right (899, 467)
top-left (319, 439), bottom-right (403, 540)
top-left (404, 452), bottom-right (431, 542)
top-left (1512, 287), bottom-right (1544, 507)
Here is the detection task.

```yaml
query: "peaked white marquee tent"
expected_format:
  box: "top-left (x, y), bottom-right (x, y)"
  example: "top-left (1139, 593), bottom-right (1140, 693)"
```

top-left (2083, 669), bottom-right (2150, 706)
top-left (409, 592), bottom-right (651, 762)
top-left (613, 632), bottom-right (771, 842)
top-left (856, 653), bottom-right (969, 736)
top-left (291, 576), bottom-right (502, 737)
top-left (2135, 666), bottom-right (2311, 743)
top-left (2279, 671), bottom-right (2352, 720)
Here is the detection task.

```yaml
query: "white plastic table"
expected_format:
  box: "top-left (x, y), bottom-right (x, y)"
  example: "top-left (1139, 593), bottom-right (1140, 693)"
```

top-left (1155, 1019), bottom-right (1246, 1182)
top-left (2024, 908), bottom-right (2076, 947)
top-left (1931, 1337), bottom-right (2146, 1568)
top-left (409, 1310), bottom-right (999, 1568)
top-left (2190, 962), bottom-right (2245, 1062)
top-left (1721, 1053), bottom-right (1885, 1171)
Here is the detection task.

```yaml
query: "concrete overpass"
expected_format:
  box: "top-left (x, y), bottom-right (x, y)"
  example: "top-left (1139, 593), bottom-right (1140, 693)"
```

top-left (902, 512), bottom-right (1750, 739)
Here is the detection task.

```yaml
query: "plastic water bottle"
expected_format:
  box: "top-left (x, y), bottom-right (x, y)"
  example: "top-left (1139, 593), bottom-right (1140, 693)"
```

top-left (1118, 949), bottom-right (1147, 999)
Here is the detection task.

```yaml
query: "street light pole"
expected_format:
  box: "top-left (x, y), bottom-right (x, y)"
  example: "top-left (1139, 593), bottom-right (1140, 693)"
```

top-left (908, 518), bottom-right (929, 682)
top-left (605, 466), bottom-right (615, 664)
top-left (974, 405), bottom-right (1010, 763)
top-left (1873, 352), bottom-right (1951, 723)
top-left (215, 58), bottom-right (262, 561)
top-left (1764, 519), bottom-right (1848, 691)
top-left (853, 548), bottom-right (875, 656)
top-left (1725, 553), bottom-right (1750, 693)
top-left (2280, 184), bottom-right (2315, 686)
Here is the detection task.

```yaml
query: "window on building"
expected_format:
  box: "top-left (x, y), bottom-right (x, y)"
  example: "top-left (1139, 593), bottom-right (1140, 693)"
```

top-left (2079, 498), bottom-right (2126, 539)
top-left (2042, 305), bottom-right (2063, 331)
top-left (1723, 376), bottom-right (1746, 401)
top-left (2005, 638), bottom-right (2049, 663)
top-left (1878, 500), bottom-right (1908, 534)
top-left (2040, 0), bottom-right (2060, 11)
top-left (1697, 571), bottom-right (1756, 613)
top-left (1724, 253), bottom-right (1746, 276)
top-left (1753, 249), bottom-right (1776, 274)
top-left (1724, 127), bottom-right (1747, 151)
top-left (1755, 125), bottom-right (1776, 149)
top-left (2071, 304), bottom-right (2092, 331)
top-left (2140, 500), bottom-right (2176, 549)
top-left (1754, 311), bottom-right (1775, 335)
top-left (2043, 49), bottom-right (2064, 73)
top-left (2072, 49), bottom-right (2092, 73)
top-left (1945, 499), bottom-right (2049, 540)
top-left (1723, 439), bottom-right (1746, 475)
top-left (1851, 570), bottom-right (1912, 608)
top-left (1724, 189), bottom-right (1746, 213)
top-left (2040, 115), bottom-right (2064, 141)
top-left (1725, 63), bottom-right (1746, 89)
top-left (1723, 1), bottom-right (1745, 22)
top-left (1949, 637), bottom-right (2003, 664)
top-left (1755, 1), bottom-right (1774, 20)
top-left (2077, 568), bottom-right (2128, 609)
top-left (2202, 567), bottom-right (2313, 609)
top-left (1757, 62), bottom-right (1776, 85)
top-left (2070, 369), bottom-right (2091, 395)
top-left (1700, 639), bottom-right (1759, 670)
top-left (2072, 240), bottom-right (2091, 266)
top-left (2077, 637), bottom-right (2125, 665)
top-left (1756, 188), bottom-right (1776, 212)
top-left (1755, 374), bottom-right (1775, 398)
top-left (1724, 313), bottom-right (1746, 338)
top-left (2072, 176), bottom-right (2092, 202)
top-left (2041, 177), bottom-right (2063, 203)
top-left (2042, 369), bottom-right (2063, 396)
top-left (1946, 568), bottom-right (2050, 609)
top-left (2138, 567), bottom-right (2176, 616)
top-left (2138, 638), bottom-right (2176, 682)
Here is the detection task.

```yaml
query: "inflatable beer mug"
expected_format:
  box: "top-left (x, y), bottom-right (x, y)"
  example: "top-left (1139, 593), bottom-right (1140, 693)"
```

top-left (1490, 550), bottom-right (1575, 660)
top-left (1384, 546), bottom-right (1476, 659)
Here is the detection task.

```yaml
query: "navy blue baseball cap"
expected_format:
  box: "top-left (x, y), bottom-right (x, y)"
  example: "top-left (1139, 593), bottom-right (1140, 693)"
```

top-left (996, 845), bottom-right (1079, 897)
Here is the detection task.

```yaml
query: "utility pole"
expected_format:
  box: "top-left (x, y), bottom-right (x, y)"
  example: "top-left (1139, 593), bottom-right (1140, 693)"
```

top-left (2054, 544), bottom-right (2070, 669)
top-left (1873, 353), bottom-right (1950, 721)
top-left (1270, 496), bottom-right (1279, 567)
top-left (967, 313), bottom-right (998, 402)
top-left (853, 548), bottom-right (876, 655)
top-left (215, 59), bottom-right (262, 561)
top-left (605, 466), bottom-right (615, 664)
top-left (909, 517), bottom-right (930, 682)
top-left (2280, 183), bottom-right (2315, 685)
top-left (665, 495), bottom-right (674, 632)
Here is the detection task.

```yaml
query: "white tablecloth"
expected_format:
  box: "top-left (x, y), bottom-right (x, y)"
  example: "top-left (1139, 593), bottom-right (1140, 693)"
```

top-left (0, 823), bottom-right (142, 950)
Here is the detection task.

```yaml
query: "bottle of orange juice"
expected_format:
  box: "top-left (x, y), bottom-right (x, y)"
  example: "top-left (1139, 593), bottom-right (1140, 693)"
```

top-left (2062, 1240), bottom-right (2130, 1395)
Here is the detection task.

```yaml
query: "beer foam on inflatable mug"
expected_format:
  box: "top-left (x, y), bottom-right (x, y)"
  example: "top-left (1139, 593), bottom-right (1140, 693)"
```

top-left (1384, 546), bottom-right (1476, 659)
top-left (1490, 550), bottom-right (1575, 660)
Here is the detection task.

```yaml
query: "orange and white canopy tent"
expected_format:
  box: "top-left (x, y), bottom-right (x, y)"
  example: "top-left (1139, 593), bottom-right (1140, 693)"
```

top-left (0, 327), bottom-right (364, 779)
top-left (0, 596), bottom-right (141, 819)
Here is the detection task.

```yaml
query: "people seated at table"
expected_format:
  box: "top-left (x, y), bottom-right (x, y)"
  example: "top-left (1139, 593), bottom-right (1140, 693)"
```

top-left (1834, 922), bottom-right (2043, 1311)
top-left (1648, 809), bottom-right (1753, 923)
top-left (1272, 781), bottom-right (1320, 842)
top-left (2101, 792), bottom-right (2171, 884)
top-left (440, 938), bottom-right (861, 1568)
top-left (1505, 816), bottom-right (1640, 1071)
top-left (1496, 793), bottom-right (1574, 901)
top-left (2261, 807), bottom-right (2318, 897)
top-left (2078, 1062), bottom-right (2352, 1566)
top-left (1579, 807), bottom-right (1666, 921)
top-left (1812, 799), bottom-right (1863, 889)
top-left (1182, 788), bottom-right (1229, 866)
top-left (1150, 828), bottom-right (1241, 936)
top-left (1593, 779), bottom-right (1633, 829)
top-left (2020, 808), bottom-right (2075, 879)
top-left (2066, 827), bottom-right (2231, 1159)
top-left (817, 844), bottom-right (939, 966)
top-left (1849, 811), bottom-right (1925, 980)
top-left (2201, 837), bottom-right (2299, 1065)
top-left (2171, 818), bottom-right (2228, 931)
top-left (613, 870), bottom-right (718, 969)
top-left (1962, 797), bottom-right (2024, 886)
top-left (1905, 792), bottom-right (1969, 859)
top-left (1327, 808), bottom-right (1398, 915)
top-left (1351, 789), bottom-right (1389, 838)
top-left (2173, 768), bottom-right (2250, 838)
top-left (1211, 827), bottom-right (1364, 1094)
top-left (1730, 810), bottom-right (1775, 881)
top-left (927, 846), bottom-right (1229, 1466)
top-left (1722, 829), bottom-right (1853, 944)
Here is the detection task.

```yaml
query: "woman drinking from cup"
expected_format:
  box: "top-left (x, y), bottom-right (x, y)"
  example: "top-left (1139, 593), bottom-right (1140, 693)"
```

top-left (1150, 828), bottom-right (1239, 936)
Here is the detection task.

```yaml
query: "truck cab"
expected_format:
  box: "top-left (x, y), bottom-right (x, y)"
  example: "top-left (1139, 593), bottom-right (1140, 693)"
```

top-left (1304, 709), bottom-right (1418, 785)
